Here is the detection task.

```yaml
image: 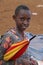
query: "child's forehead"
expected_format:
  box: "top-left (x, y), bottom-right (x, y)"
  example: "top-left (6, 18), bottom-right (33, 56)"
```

top-left (18, 9), bottom-right (31, 16)
top-left (19, 9), bottom-right (30, 13)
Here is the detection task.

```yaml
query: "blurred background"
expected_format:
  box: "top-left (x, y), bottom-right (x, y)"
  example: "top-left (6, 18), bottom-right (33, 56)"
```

top-left (0, 0), bottom-right (43, 35)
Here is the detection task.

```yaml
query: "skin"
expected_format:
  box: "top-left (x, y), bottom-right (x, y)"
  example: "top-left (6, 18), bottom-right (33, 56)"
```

top-left (13, 9), bottom-right (31, 38)
top-left (13, 9), bottom-right (38, 65)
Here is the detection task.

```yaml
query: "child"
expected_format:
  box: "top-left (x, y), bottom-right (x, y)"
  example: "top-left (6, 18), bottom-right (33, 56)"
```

top-left (0, 5), bottom-right (38, 65)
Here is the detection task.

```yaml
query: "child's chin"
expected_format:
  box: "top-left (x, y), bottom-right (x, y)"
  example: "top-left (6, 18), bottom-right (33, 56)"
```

top-left (22, 28), bottom-right (26, 31)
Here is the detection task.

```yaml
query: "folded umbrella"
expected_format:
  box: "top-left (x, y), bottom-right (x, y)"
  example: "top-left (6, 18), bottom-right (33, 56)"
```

top-left (3, 35), bottom-right (36, 61)
top-left (3, 39), bottom-right (29, 61)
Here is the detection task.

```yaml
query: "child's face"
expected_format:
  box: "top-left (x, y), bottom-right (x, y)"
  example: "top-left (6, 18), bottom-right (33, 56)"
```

top-left (14, 9), bottom-right (31, 31)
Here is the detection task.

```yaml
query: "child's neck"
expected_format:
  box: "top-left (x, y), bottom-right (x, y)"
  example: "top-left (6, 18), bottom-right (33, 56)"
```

top-left (16, 27), bottom-right (24, 37)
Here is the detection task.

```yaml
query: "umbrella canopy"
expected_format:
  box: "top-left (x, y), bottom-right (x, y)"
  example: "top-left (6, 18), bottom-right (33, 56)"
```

top-left (3, 39), bottom-right (30, 61)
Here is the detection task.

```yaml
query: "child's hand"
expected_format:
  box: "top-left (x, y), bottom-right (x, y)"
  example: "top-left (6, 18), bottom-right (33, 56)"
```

top-left (30, 58), bottom-right (38, 65)
top-left (19, 58), bottom-right (38, 65)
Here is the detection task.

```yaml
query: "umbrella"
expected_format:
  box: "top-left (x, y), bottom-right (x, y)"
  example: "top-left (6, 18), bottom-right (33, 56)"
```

top-left (4, 39), bottom-right (29, 61)
top-left (3, 35), bottom-right (36, 61)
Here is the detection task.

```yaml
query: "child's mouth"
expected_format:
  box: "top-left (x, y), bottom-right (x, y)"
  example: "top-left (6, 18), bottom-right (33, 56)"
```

top-left (22, 26), bottom-right (27, 29)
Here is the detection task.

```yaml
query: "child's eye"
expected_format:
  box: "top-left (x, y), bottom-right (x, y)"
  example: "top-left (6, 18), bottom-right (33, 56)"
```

top-left (20, 17), bottom-right (25, 21)
top-left (27, 18), bottom-right (31, 21)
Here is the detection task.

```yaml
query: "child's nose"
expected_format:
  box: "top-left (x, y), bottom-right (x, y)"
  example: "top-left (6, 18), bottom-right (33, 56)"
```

top-left (24, 20), bottom-right (28, 24)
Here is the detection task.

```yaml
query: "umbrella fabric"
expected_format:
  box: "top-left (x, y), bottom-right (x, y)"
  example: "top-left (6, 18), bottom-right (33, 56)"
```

top-left (4, 39), bottom-right (30, 61)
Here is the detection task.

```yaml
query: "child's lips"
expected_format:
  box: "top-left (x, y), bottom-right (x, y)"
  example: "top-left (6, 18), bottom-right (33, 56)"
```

top-left (22, 26), bottom-right (27, 29)
top-left (22, 25), bottom-right (28, 28)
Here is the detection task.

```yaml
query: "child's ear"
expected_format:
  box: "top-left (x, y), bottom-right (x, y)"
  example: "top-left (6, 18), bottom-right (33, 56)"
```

top-left (12, 15), bottom-right (16, 20)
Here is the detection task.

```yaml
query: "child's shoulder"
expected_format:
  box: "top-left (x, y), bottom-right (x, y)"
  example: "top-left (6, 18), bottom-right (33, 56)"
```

top-left (1, 28), bottom-right (16, 41)
top-left (24, 32), bottom-right (33, 39)
top-left (4, 28), bottom-right (16, 36)
top-left (0, 28), bottom-right (17, 44)
top-left (10, 28), bottom-right (16, 34)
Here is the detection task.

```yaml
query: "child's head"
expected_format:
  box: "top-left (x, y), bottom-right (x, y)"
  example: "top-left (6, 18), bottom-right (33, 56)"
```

top-left (13, 5), bottom-right (31, 31)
